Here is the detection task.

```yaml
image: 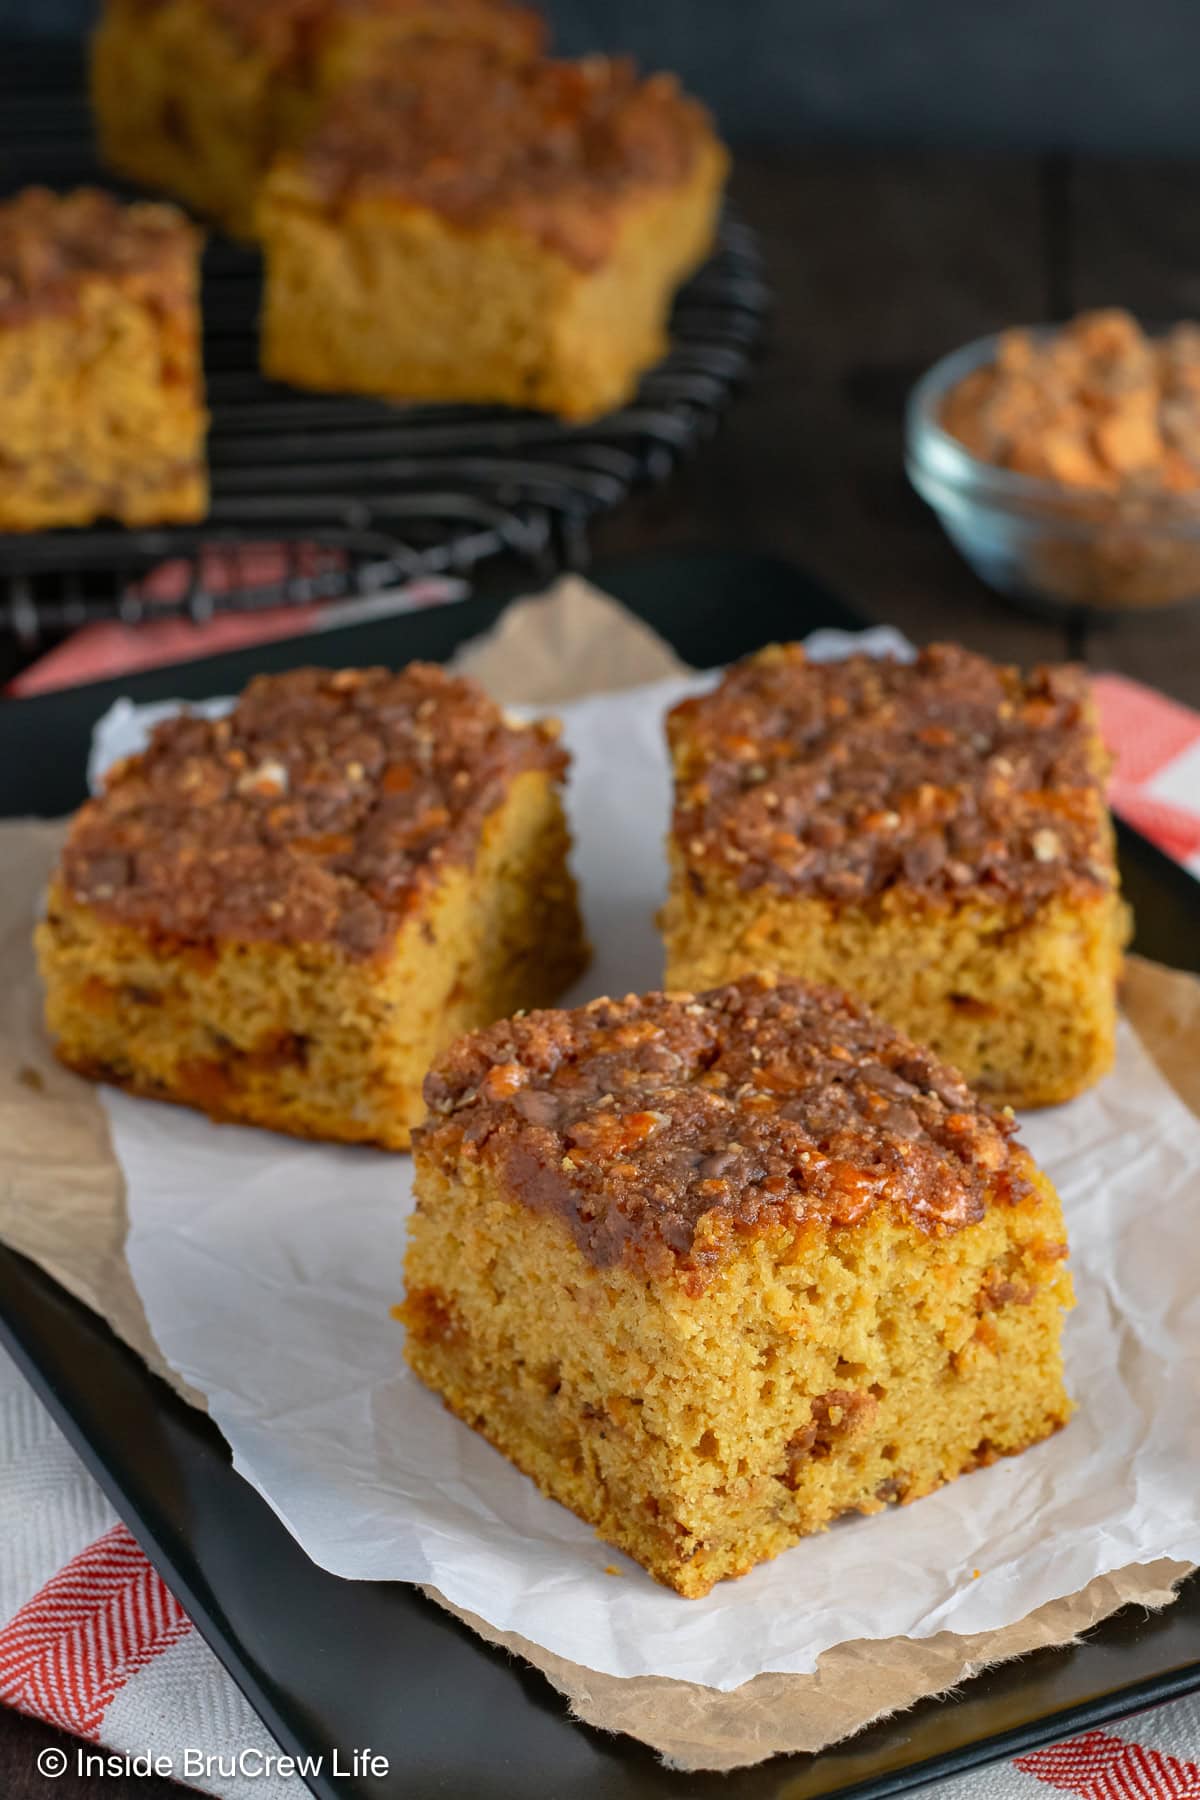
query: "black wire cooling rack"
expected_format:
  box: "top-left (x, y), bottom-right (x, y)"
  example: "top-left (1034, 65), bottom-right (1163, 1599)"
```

top-left (0, 42), bottom-right (767, 641)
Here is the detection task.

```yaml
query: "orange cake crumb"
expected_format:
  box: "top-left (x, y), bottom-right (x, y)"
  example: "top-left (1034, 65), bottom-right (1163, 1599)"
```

top-left (404, 974), bottom-right (1073, 1596)
top-left (0, 187), bottom-right (206, 531)
top-left (661, 642), bottom-right (1129, 1108)
top-left (257, 45), bottom-right (728, 419)
top-left (37, 664), bottom-right (588, 1150)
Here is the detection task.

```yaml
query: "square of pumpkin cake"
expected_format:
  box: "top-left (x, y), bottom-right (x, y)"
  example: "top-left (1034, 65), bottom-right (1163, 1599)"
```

top-left (662, 642), bottom-right (1129, 1109)
top-left (91, 0), bottom-right (547, 241)
top-left (0, 187), bottom-right (207, 532)
top-left (403, 972), bottom-right (1073, 1597)
top-left (256, 43), bottom-right (729, 420)
top-left (37, 665), bottom-right (588, 1150)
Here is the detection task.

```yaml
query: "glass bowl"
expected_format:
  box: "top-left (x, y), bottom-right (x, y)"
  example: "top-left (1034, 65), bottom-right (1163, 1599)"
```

top-left (905, 330), bottom-right (1200, 617)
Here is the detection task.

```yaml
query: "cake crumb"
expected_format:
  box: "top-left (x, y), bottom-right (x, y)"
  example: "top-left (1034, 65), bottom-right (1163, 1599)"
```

top-left (661, 640), bottom-right (1126, 1108)
top-left (405, 973), bottom-right (1074, 1597)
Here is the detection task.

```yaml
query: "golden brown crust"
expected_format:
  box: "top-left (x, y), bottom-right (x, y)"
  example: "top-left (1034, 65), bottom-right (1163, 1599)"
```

top-left (284, 46), bottom-right (717, 270)
top-left (668, 642), bottom-right (1114, 913)
top-left (0, 187), bottom-right (201, 327)
top-left (416, 972), bottom-right (1033, 1282)
top-left (58, 665), bottom-right (566, 958)
top-left (104, 0), bottom-right (546, 65)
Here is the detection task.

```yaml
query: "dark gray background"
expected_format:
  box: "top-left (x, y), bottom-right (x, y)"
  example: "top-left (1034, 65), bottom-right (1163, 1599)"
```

top-left (6, 0), bottom-right (1200, 152)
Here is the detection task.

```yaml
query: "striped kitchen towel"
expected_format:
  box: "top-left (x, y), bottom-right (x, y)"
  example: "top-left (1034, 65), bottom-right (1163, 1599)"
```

top-left (0, 1343), bottom-right (306, 1800)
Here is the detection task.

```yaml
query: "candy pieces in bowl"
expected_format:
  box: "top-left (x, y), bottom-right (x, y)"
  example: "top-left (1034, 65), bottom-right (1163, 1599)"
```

top-left (906, 309), bottom-right (1200, 615)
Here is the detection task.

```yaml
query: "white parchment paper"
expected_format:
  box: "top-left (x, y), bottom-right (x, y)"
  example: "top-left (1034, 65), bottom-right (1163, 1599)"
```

top-left (91, 641), bottom-right (1200, 1690)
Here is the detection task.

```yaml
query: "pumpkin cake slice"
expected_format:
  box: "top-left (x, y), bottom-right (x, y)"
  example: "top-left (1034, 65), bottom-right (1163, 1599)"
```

top-left (0, 187), bottom-right (206, 531)
top-left (662, 642), bottom-right (1129, 1108)
top-left (36, 664), bottom-right (588, 1150)
top-left (256, 43), bottom-right (729, 420)
top-left (404, 972), bottom-right (1073, 1597)
top-left (91, 0), bottom-right (546, 241)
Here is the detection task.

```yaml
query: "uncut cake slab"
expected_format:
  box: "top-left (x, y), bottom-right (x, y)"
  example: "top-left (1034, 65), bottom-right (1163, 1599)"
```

top-left (69, 638), bottom-right (1200, 1690)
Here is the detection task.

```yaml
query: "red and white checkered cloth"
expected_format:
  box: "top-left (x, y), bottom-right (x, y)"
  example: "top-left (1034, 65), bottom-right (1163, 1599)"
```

top-left (1093, 674), bottom-right (1200, 878)
top-left (1, 668), bottom-right (1196, 1794)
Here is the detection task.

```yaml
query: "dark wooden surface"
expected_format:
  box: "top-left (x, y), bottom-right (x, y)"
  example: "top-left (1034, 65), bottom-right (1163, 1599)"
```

top-left (4, 148), bottom-right (1199, 1798)
top-left (591, 150), bottom-right (1200, 705)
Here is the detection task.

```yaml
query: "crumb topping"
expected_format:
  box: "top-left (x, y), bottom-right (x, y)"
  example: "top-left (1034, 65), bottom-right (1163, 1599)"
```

top-left (58, 665), bottom-right (565, 957)
top-left (668, 642), bottom-right (1113, 909)
top-left (114, 0), bottom-right (545, 65)
top-left (279, 45), bottom-right (716, 270)
top-left (417, 973), bottom-right (1033, 1280)
top-left (0, 188), bottom-right (200, 325)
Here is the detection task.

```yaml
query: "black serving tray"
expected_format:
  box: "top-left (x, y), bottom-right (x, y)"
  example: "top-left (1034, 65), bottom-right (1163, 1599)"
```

top-left (1, 549), bottom-right (1198, 1800)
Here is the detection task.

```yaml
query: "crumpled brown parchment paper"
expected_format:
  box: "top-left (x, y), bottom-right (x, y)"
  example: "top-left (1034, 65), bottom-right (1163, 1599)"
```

top-left (0, 576), bottom-right (1192, 1771)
